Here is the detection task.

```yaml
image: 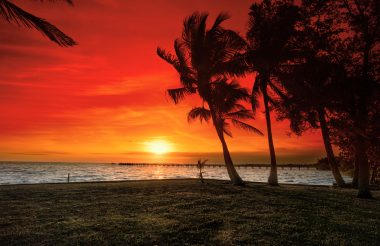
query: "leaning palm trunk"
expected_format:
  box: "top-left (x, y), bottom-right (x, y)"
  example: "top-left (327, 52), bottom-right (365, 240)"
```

top-left (210, 107), bottom-right (244, 185)
top-left (216, 127), bottom-right (244, 185)
top-left (317, 107), bottom-right (346, 187)
top-left (263, 89), bottom-right (278, 185)
top-left (353, 105), bottom-right (372, 198)
top-left (355, 137), bottom-right (372, 198)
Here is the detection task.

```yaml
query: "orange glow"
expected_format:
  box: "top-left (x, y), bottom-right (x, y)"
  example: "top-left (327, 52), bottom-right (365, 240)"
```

top-left (145, 139), bottom-right (172, 155)
top-left (0, 0), bottom-right (326, 164)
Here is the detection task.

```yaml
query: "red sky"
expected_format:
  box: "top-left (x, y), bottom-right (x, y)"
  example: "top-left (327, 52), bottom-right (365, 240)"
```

top-left (0, 0), bottom-right (326, 163)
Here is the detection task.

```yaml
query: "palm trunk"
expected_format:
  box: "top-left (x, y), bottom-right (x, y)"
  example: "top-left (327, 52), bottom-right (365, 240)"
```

top-left (216, 127), bottom-right (244, 185)
top-left (263, 88), bottom-right (278, 185)
top-left (355, 137), bottom-right (372, 198)
top-left (352, 162), bottom-right (359, 188)
top-left (355, 39), bottom-right (372, 198)
top-left (209, 106), bottom-right (244, 185)
top-left (317, 107), bottom-right (346, 187)
top-left (353, 90), bottom-right (372, 198)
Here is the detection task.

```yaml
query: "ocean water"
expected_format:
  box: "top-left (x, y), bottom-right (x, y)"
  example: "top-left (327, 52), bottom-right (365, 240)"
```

top-left (0, 162), bottom-right (351, 186)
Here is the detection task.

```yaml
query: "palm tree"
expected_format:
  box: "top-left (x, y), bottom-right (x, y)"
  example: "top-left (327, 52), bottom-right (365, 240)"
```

top-left (196, 79), bottom-right (264, 182)
top-left (157, 12), bottom-right (262, 185)
top-left (245, 0), bottom-right (299, 185)
top-left (0, 0), bottom-right (76, 46)
top-left (186, 79), bottom-right (263, 185)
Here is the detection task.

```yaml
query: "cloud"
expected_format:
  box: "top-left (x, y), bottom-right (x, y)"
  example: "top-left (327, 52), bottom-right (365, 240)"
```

top-left (84, 73), bottom-right (176, 96)
top-left (0, 0), bottom-right (325, 163)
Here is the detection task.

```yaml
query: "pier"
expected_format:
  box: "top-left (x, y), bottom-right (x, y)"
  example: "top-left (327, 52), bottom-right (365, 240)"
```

top-left (116, 163), bottom-right (317, 170)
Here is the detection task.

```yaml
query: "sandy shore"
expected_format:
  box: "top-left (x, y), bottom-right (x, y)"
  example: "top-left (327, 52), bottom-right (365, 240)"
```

top-left (0, 179), bottom-right (379, 245)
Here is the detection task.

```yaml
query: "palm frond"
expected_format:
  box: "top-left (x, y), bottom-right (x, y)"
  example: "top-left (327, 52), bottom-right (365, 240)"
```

top-left (174, 39), bottom-right (188, 69)
top-left (190, 13), bottom-right (209, 70)
top-left (196, 13), bottom-right (208, 42)
top-left (231, 119), bottom-right (264, 135)
top-left (226, 109), bottom-right (254, 120)
top-left (251, 75), bottom-right (262, 111)
top-left (182, 12), bottom-right (198, 43)
top-left (213, 54), bottom-right (249, 77)
top-left (230, 103), bottom-right (247, 112)
top-left (222, 122), bottom-right (233, 137)
top-left (0, 0), bottom-right (76, 46)
top-left (266, 91), bottom-right (278, 108)
top-left (157, 47), bottom-right (181, 71)
top-left (268, 80), bottom-right (288, 101)
top-left (220, 29), bottom-right (247, 51)
top-left (41, 0), bottom-right (73, 5)
top-left (173, 39), bottom-right (197, 87)
top-left (205, 13), bottom-right (227, 44)
top-left (187, 107), bottom-right (211, 124)
top-left (167, 87), bottom-right (194, 104)
top-left (211, 12), bottom-right (230, 32)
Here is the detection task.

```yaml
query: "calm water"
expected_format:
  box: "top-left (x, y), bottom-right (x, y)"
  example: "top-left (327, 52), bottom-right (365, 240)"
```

top-left (0, 162), bottom-right (351, 186)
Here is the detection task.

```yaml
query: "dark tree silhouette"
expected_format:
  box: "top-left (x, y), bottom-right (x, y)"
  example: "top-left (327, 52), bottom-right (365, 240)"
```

top-left (275, 2), bottom-right (347, 187)
top-left (186, 79), bottom-right (263, 185)
top-left (330, 106), bottom-right (380, 187)
top-left (0, 0), bottom-right (76, 46)
top-left (157, 12), bottom-right (262, 185)
top-left (245, 0), bottom-right (299, 185)
top-left (277, 56), bottom-right (347, 187)
top-left (319, 0), bottom-right (379, 198)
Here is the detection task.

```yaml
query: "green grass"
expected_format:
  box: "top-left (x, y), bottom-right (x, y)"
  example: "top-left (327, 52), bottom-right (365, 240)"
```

top-left (0, 179), bottom-right (379, 245)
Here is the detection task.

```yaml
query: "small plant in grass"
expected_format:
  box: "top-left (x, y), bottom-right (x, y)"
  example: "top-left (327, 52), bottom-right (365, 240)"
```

top-left (197, 159), bottom-right (208, 183)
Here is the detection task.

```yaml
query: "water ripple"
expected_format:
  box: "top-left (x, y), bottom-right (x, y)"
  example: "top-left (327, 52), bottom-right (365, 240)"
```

top-left (0, 162), bottom-right (351, 186)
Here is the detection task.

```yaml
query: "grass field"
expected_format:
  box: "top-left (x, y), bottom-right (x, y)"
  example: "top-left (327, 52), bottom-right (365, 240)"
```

top-left (0, 179), bottom-right (379, 245)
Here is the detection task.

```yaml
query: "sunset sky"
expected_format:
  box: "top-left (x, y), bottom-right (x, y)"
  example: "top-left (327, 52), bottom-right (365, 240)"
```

top-left (0, 0), bottom-right (326, 163)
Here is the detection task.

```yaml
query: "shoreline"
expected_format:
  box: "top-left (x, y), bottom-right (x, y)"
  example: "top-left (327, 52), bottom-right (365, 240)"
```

top-left (1, 178), bottom-right (379, 191)
top-left (0, 178), bottom-right (335, 188)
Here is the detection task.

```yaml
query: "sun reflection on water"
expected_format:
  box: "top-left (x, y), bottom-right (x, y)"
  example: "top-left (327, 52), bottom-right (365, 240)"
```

top-left (152, 165), bottom-right (164, 179)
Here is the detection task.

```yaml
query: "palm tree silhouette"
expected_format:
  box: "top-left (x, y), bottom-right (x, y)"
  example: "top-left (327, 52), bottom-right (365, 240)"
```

top-left (0, 0), bottom-right (76, 46)
top-left (187, 79), bottom-right (263, 185)
top-left (245, 0), bottom-right (299, 185)
top-left (157, 12), bottom-right (261, 185)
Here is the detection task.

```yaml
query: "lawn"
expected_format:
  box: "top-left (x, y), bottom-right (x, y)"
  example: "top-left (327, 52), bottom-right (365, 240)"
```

top-left (0, 179), bottom-right (379, 245)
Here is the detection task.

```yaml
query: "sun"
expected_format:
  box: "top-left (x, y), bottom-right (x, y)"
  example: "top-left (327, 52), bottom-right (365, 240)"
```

top-left (146, 140), bottom-right (172, 155)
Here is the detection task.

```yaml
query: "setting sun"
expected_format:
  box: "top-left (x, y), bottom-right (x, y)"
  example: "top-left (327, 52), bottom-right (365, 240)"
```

top-left (146, 140), bottom-right (172, 155)
top-left (0, 0), bottom-right (378, 245)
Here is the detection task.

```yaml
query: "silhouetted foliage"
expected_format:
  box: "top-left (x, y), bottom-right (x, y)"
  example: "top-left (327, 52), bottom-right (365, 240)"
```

top-left (275, 0), bottom-right (379, 197)
top-left (157, 12), bottom-right (262, 185)
top-left (0, 0), bottom-right (76, 46)
top-left (274, 1), bottom-right (348, 187)
top-left (323, 0), bottom-right (379, 198)
top-left (245, 0), bottom-right (300, 185)
top-left (186, 79), bottom-right (263, 138)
